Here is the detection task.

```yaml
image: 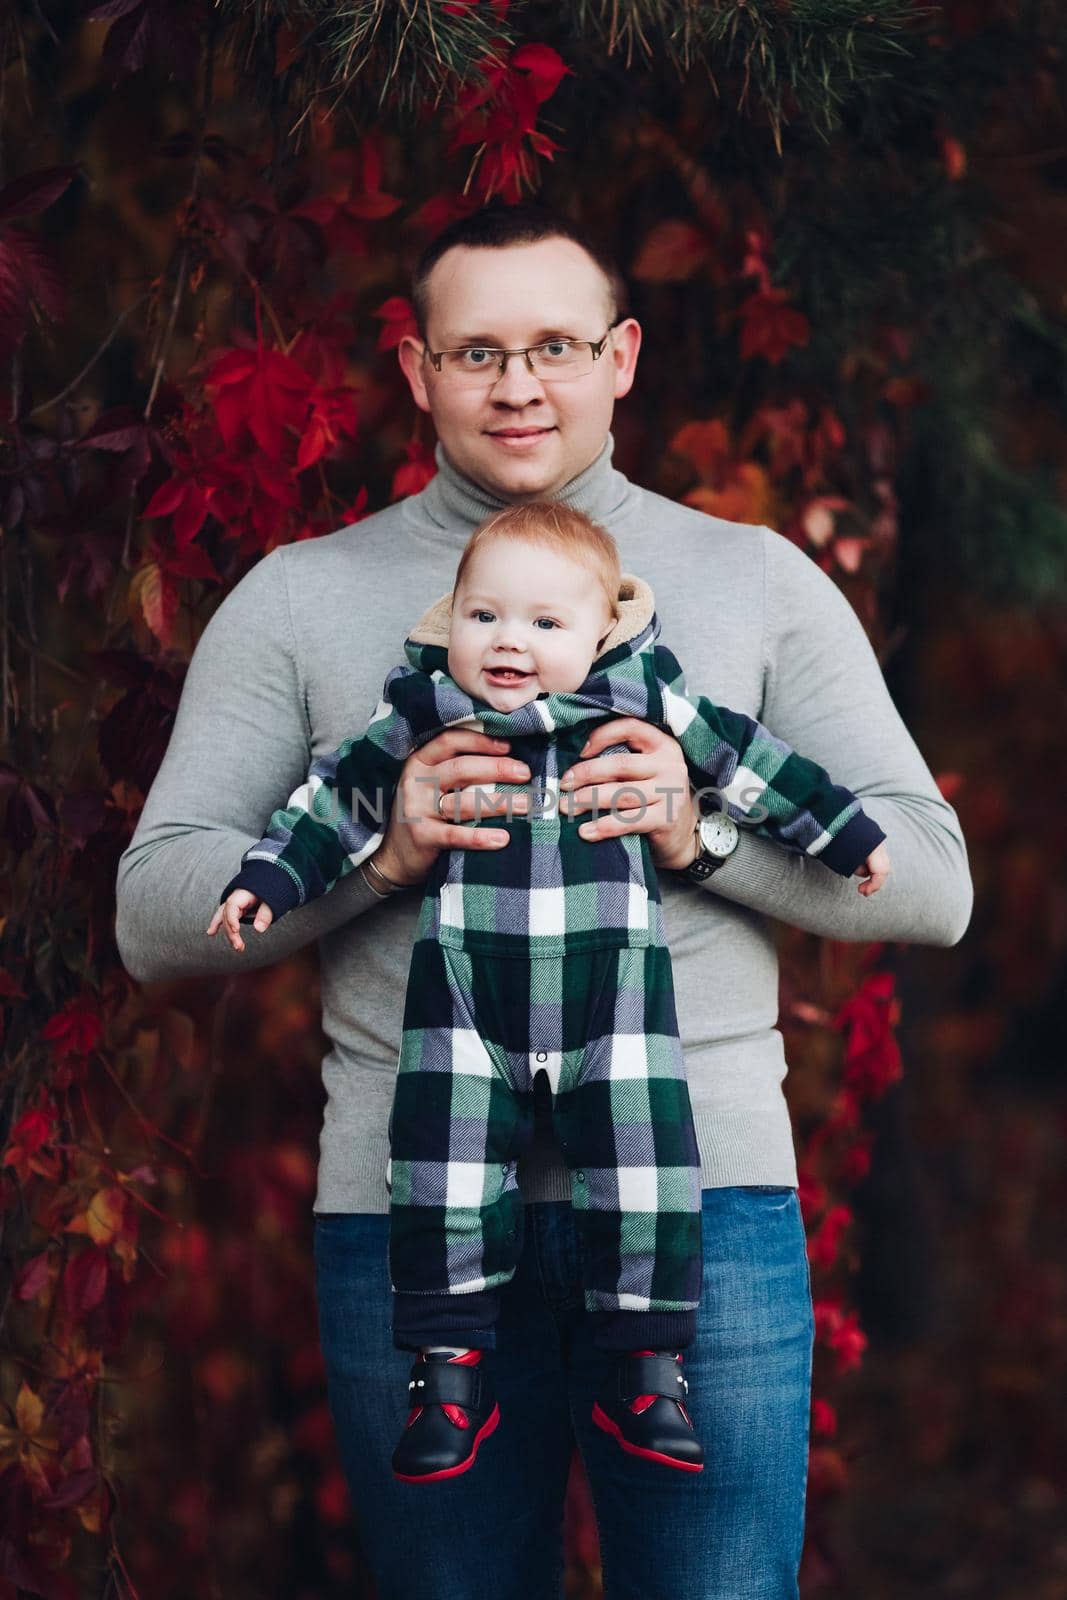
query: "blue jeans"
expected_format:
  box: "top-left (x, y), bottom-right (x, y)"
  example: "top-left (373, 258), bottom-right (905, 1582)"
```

top-left (313, 1186), bottom-right (815, 1600)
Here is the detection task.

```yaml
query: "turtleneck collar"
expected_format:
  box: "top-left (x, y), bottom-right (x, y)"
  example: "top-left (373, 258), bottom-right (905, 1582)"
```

top-left (417, 433), bottom-right (636, 533)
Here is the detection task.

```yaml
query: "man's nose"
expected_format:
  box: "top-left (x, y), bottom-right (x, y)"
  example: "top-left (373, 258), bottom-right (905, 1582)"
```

top-left (489, 351), bottom-right (545, 406)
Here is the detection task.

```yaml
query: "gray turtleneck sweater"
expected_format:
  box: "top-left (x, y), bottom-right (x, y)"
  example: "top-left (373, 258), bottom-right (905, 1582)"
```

top-left (114, 439), bottom-right (973, 1212)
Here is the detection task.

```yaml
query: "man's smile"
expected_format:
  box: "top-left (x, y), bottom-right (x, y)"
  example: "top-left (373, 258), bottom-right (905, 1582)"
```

top-left (486, 425), bottom-right (556, 448)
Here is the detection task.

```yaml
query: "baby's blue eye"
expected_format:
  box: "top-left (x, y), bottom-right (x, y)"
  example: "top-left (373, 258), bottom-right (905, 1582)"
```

top-left (474, 610), bottom-right (494, 623)
top-left (535, 618), bottom-right (558, 630)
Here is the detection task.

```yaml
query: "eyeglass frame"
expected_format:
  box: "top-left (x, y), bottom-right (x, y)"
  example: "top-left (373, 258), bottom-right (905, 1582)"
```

top-left (421, 321), bottom-right (622, 381)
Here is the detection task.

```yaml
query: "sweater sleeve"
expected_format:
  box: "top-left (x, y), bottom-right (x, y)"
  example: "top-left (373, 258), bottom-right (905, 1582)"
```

top-left (114, 547), bottom-right (387, 984)
top-left (218, 671), bottom-right (417, 921)
top-left (652, 646), bottom-right (887, 877)
top-left (691, 527), bottom-right (973, 946)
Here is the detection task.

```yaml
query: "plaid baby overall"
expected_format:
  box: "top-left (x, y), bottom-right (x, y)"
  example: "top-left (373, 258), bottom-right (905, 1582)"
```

top-left (221, 578), bottom-right (886, 1355)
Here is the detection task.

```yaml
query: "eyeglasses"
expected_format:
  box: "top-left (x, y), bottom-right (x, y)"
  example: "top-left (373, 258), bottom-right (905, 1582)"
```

top-left (422, 328), bottom-right (617, 387)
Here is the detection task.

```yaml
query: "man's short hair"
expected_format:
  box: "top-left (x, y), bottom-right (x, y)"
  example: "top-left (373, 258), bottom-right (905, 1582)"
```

top-left (410, 203), bottom-right (627, 339)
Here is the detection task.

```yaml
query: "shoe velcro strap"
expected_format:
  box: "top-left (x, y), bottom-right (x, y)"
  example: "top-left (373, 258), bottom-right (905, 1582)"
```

top-left (407, 1361), bottom-right (481, 1409)
top-left (617, 1354), bottom-right (687, 1403)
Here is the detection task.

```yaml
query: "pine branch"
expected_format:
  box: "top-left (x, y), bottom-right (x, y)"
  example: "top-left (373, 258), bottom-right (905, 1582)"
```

top-left (217, 0), bottom-right (517, 118)
top-left (560, 0), bottom-right (923, 147)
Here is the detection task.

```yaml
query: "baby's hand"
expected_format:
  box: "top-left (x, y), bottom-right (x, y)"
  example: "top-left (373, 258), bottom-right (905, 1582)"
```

top-left (206, 890), bottom-right (274, 953)
top-left (854, 841), bottom-right (891, 897)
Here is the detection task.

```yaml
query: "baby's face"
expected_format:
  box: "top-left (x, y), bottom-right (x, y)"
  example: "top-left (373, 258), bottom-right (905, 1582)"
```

top-left (448, 538), bottom-right (616, 711)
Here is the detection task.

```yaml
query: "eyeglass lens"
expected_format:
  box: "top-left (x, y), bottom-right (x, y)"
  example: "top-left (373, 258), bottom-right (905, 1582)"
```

top-left (440, 341), bottom-right (598, 384)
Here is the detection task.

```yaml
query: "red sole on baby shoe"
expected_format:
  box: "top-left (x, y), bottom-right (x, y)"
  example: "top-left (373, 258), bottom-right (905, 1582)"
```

top-left (591, 1401), bottom-right (704, 1473)
top-left (392, 1402), bottom-right (501, 1484)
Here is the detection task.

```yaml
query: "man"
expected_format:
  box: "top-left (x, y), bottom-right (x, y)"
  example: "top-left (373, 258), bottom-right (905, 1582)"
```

top-left (115, 204), bottom-right (972, 1599)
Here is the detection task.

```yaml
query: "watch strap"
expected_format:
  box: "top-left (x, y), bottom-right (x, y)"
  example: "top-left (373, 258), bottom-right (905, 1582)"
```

top-left (677, 812), bottom-right (737, 884)
top-left (681, 850), bottom-right (729, 883)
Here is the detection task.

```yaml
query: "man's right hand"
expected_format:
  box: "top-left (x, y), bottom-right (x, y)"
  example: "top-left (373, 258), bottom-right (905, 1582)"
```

top-left (371, 730), bottom-right (530, 888)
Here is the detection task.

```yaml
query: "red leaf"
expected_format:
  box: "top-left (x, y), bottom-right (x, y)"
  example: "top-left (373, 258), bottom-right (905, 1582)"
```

top-left (5, 1103), bottom-right (57, 1158)
top-left (86, 0), bottom-right (143, 18)
top-left (41, 1000), bottom-right (103, 1059)
top-left (935, 770), bottom-right (965, 801)
top-left (204, 345), bottom-right (313, 457)
top-left (173, 483), bottom-right (210, 547)
top-left (390, 440), bottom-right (436, 501)
top-left (737, 288), bottom-right (809, 364)
top-left (142, 476), bottom-right (185, 519)
top-left (164, 544), bottom-right (220, 582)
top-left (0, 166), bottom-right (78, 225)
top-left (941, 134), bottom-right (967, 180)
top-left (812, 1398), bottom-right (838, 1437)
top-left (38, 1468), bottom-right (98, 1512)
top-left (66, 1246), bottom-right (109, 1314)
top-left (0, 230), bottom-right (66, 360)
top-left (78, 407), bottom-right (151, 453)
top-left (669, 419), bottom-right (732, 484)
top-left (807, 1204), bottom-right (853, 1270)
top-left (374, 296), bottom-right (418, 351)
top-left (289, 196), bottom-right (335, 227)
top-left (13, 1252), bottom-right (52, 1304)
top-left (13, 233), bottom-right (66, 320)
top-left (343, 191), bottom-right (402, 221)
top-left (510, 43), bottom-right (571, 102)
top-left (408, 192), bottom-right (479, 237)
top-left (0, 243), bottom-right (31, 362)
top-left (632, 220), bottom-right (711, 283)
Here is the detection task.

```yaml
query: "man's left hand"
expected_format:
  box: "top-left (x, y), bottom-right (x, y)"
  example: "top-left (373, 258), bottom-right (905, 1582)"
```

top-left (558, 717), bottom-right (698, 871)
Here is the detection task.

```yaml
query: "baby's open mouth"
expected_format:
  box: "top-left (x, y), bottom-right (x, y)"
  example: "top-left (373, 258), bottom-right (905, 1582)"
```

top-left (485, 668), bottom-right (531, 682)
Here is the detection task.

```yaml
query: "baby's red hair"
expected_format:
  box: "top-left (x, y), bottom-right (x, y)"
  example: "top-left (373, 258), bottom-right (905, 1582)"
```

top-left (452, 501), bottom-right (622, 620)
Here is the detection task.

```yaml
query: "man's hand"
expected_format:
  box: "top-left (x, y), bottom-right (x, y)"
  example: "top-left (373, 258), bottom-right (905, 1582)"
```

top-left (558, 717), bottom-right (699, 871)
top-left (371, 729), bottom-right (531, 887)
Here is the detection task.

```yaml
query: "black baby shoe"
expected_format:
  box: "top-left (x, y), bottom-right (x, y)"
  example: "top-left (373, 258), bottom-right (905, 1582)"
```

top-left (391, 1349), bottom-right (500, 1483)
top-left (592, 1349), bottom-right (704, 1472)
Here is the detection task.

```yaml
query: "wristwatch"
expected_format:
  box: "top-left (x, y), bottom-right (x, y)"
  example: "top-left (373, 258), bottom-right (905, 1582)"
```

top-left (676, 809), bottom-right (740, 884)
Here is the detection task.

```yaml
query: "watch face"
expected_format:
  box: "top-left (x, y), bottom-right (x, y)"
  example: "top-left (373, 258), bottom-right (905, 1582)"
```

top-left (697, 811), bottom-right (739, 859)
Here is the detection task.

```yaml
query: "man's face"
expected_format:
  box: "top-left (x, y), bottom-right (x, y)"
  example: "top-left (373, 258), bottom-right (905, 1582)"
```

top-left (398, 238), bottom-right (641, 501)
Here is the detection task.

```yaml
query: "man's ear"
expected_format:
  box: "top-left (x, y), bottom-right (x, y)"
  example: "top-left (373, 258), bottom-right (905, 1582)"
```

top-left (609, 317), bottom-right (642, 402)
top-left (398, 335), bottom-right (432, 414)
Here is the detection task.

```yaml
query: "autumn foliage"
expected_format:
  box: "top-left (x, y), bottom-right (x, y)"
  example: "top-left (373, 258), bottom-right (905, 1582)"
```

top-left (6, 2), bottom-right (1062, 1596)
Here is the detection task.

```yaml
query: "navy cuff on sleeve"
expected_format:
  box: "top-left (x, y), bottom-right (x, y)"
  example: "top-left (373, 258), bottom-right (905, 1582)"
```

top-left (219, 861), bottom-right (303, 922)
top-left (817, 811), bottom-right (888, 877)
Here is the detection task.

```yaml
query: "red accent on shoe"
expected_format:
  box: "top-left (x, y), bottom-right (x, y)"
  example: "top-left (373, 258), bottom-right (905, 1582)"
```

top-left (591, 1401), bottom-right (703, 1473)
top-left (449, 1350), bottom-right (482, 1366)
top-left (405, 1407), bottom-right (423, 1428)
top-left (678, 1401), bottom-right (692, 1427)
top-left (393, 1404), bottom-right (501, 1484)
top-left (442, 1403), bottom-right (470, 1429)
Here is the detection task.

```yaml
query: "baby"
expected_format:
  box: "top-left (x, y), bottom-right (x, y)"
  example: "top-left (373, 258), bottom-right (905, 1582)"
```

top-left (208, 501), bottom-right (890, 1484)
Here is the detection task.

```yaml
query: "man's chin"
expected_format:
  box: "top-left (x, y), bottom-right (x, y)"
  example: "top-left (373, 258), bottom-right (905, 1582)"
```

top-left (470, 447), bottom-right (567, 501)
